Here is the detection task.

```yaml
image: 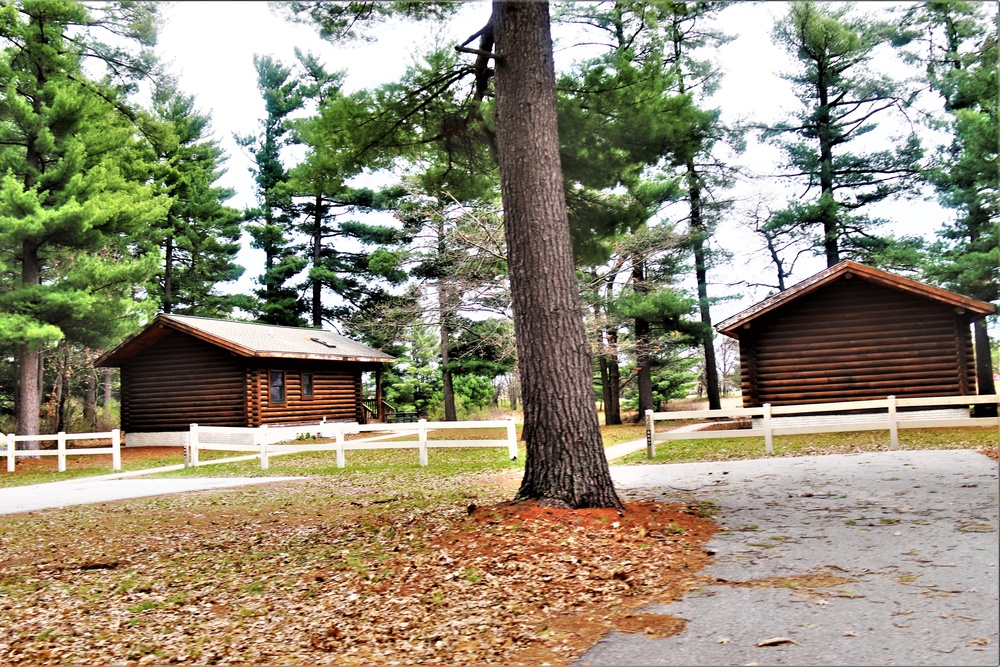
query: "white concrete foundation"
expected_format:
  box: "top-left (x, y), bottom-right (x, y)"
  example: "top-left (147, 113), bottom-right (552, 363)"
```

top-left (124, 431), bottom-right (188, 447)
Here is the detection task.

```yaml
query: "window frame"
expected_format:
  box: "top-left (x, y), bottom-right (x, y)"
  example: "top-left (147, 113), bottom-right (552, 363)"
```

top-left (301, 372), bottom-right (314, 399)
top-left (269, 369), bottom-right (286, 404)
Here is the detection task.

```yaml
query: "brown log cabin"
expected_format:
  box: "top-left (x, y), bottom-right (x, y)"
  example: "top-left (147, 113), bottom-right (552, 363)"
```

top-left (716, 261), bottom-right (995, 408)
top-left (96, 314), bottom-right (394, 440)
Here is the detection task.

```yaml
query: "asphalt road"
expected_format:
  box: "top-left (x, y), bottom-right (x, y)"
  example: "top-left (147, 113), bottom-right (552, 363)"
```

top-left (578, 449), bottom-right (1000, 666)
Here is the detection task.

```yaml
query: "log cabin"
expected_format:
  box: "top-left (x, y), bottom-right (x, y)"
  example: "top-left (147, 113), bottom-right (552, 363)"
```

top-left (716, 261), bottom-right (995, 408)
top-left (96, 314), bottom-right (394, 445)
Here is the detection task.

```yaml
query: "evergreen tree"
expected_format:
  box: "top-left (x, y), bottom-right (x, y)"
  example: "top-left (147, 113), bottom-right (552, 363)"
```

top-left (765, 1), bottom-right (924, 268)
top-left (0, 0), bottom-right (166, 441)
top-left (897, 1), bottom-right (998, 406)
top-left (658, 0), bottom-right (738, 411)
top-left (145, 81), bottom-right (245, 316)
top-left (236, 55), bottom-right (308, 326)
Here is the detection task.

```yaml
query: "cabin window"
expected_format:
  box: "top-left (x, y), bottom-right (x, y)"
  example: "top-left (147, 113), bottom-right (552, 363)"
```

top-left (301, 372), bottom-right (314, 398)
top-left (269, 370), bottom-right (286, 404)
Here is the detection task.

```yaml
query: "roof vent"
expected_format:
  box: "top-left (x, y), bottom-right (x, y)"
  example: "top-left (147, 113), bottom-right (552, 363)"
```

top-left (311, 337), bottom-right (337, 349)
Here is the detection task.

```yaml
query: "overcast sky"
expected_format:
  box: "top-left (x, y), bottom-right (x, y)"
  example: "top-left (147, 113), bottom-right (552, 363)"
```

top-left (154, 1), bottom-right (954, 324)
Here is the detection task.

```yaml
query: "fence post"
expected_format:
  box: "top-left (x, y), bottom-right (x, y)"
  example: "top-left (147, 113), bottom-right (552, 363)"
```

top-left (111, 429), bottom-right (121, 471)
top-left (418, 418), bottom-right (428, 466)
top-left (763, 404), bottom-right (773, 455)
top-left (259, 424), bottom-right (269, 471)
top-left (189, 424), bottom-right (199, 466)
top-left (506, 417), bottom-right (518, 460)
top-left (887, 395), bottom-right (898, 450)
top-left (6, 433), bottom-right (15, 472)
top-left (57, 431), bottom-right (67, 473)
top-left (645, 409), bottom-right (655, 459)
top-left (336, 422), bottom-right (346, 469)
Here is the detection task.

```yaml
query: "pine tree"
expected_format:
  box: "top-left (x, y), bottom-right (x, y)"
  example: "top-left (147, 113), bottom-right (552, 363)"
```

top-left (0, 0), bottom-right (166, 441)
top-left (897, 1), bottom-right (998, 407)
top-left (145, 81), bottom-right (245, 316)
top-left (766, 1), bottom-right (924, 267)
top-left (236, 55), bottom-right (308, 326)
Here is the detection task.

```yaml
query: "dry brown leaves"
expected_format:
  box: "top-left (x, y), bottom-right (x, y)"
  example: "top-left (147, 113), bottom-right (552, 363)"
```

top-left (980, 445), bottom-right (1000, 463)
top-left (0, 472), bottom-right (717, 666)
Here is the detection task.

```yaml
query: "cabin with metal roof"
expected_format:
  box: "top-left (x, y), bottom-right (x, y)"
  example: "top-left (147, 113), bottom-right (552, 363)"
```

top-left (96, 314), bottom-right (394, 443)
top-left (716, 261), bottom-right (995, 408)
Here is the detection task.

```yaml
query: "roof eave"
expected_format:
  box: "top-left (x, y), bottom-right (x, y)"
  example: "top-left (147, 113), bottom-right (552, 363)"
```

top-left (717, 260), bottom-right (995, 337)
top-left (251, 352), bottom-right (395, 363)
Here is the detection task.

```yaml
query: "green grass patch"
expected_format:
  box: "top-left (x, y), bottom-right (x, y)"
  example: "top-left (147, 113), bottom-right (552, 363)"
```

top-left (0, 452), bottom-right (181, 489)
top-left (153, 444), bottom-right (523, 481)
top-left (620, 426), bottom-right (999, 465)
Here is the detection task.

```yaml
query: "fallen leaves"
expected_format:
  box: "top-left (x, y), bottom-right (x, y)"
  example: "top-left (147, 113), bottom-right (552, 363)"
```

top-left (756, 636), bottom-right (800, 647)
top-left (0, 471), bottom-right (718, 666)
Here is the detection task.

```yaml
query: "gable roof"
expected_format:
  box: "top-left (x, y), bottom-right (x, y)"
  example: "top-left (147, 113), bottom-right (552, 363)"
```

top-left (96, 314), bottom-right (395, 366)
top-left (716, 260), bottom-right (995, 338)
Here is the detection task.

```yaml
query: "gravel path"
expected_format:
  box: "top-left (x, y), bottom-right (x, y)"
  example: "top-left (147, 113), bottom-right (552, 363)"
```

top-left (578, 449), bottom-right (999, 666)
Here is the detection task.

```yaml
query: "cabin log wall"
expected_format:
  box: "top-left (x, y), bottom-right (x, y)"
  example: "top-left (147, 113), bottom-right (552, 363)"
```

top-left (120, 332), bottom-right (245, 432)
top-left (253, 359), bottom-right (362, 426)
top-left (740, 279), bottom-right (978, 407)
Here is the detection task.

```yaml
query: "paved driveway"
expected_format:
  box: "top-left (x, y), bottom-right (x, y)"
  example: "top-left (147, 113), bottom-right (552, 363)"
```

top-left (0, 476), bottom-right (298, 515)
top-left (579, 449), bottom-right (999, 666)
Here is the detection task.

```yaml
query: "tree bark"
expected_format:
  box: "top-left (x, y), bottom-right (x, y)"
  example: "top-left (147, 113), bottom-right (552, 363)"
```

top-left (438, 214), bottom-right (458, 421)
top-left (103, 367), bottom-right (113, 407)
top-left (688, 162), bottom-right (721, 410)
top-left (632, 257), bottom-right (654, 418)
top-left (163, 235), bottom-right (174, 313)
top-left (606, 329), bottom-right (622, 424)
top-left (492, 0), bottom-right (621, 509)
top-left (312, 194), bottom-right (323, 327)
top-left (16, 241), bottom-right (42, 448)
top-left (816, 65), bottom-right (840, 267)
top-left (440, 280), bottom-right (457, 421)
top-left (973, 319), bottom-right (998, 417)
top-left (83, 350), bottom-right (97, 429)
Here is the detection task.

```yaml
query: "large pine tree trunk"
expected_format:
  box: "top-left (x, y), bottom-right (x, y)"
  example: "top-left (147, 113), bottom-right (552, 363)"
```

top-left (16, 241), bottom-right (42, 449)
top-left (493, 0), bottom-right (622, 509)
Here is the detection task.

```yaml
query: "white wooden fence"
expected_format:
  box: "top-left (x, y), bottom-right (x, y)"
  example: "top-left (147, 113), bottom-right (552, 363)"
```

top-left (4, 430), bottom-right (121, 472)
top-left (188, 418), bottom-right (519, 470)
top-left (646, 394), bottom-right (1000, 458)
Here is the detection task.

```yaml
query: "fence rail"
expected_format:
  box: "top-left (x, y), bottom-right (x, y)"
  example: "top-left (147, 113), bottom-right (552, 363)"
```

top-left (189, 418), bottom-right (518, 470)
top-left (645, 394), bottom-right (1000, 458)
top-left (4, 430), bottom-right (121, 473)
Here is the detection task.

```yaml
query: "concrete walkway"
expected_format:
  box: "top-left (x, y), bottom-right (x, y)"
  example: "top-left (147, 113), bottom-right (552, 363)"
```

top-left (603, 422), bottom-right (710, 462)
top-left (579, 449), bottom-right (1000, 666)
top-left (0, 476), bottom-right (298, 515)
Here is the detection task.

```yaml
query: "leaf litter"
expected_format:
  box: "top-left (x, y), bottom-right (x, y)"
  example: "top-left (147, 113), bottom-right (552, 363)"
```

top-left (0, 467), bottom-right (718, 666)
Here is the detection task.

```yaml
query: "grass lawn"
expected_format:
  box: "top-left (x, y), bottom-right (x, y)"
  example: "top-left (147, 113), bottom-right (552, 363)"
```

top-left (620, 425), bottom-right (1000, 465)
